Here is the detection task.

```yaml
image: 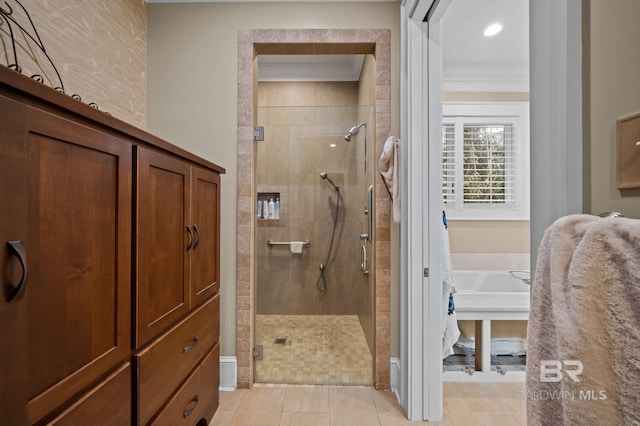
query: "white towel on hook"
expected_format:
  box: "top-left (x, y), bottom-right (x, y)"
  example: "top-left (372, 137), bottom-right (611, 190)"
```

top-left (379, 136), bottom-right (401, 223)
top-left (290, 241), bottom-right (304, 254)
top-left (442, 214), bottom-right (460, 358)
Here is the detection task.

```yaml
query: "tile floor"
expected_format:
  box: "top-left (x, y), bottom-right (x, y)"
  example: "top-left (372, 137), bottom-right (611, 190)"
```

top-left (255, 315), bottom-right (373, 385)
top-left (210, 382), bottom-right (527, 425)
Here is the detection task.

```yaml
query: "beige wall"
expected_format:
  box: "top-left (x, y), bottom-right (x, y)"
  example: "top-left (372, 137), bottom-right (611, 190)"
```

top-left (0, 0), bottom-right (147, 128)
top-left (448, 221), bottom-right (530, 254)
top-left (147, 2), bottom-right (401, 358)
top-left (586, 0), bottom-right (640, 218)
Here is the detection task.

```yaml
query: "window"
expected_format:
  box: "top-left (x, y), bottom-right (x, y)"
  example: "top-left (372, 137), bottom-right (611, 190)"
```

top-left (442, 103), bottom-right (529, 220)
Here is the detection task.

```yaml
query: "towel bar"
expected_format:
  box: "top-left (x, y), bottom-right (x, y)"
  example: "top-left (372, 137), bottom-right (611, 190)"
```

top-left (267, 240), bottom-right (310, 247)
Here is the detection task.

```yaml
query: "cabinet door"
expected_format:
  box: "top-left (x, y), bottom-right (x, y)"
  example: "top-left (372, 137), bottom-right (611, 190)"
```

top-left (0, 105), bottom-right (133, 425)
top-left (137, 147), bottom-right (191, 346)
top-left (190, 166), bottom-right (220, 306)
top-left (0, 95), bottom-right (29, 426)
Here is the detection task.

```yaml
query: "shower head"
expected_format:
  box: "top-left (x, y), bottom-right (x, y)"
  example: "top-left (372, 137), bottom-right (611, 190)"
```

top-left (319, 172), bottom-right (339, 193)
top-left (343, 123), bottom-right (367, 142)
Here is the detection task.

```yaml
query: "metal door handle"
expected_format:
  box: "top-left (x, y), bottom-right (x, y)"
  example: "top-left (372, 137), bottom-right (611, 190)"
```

top-left (186, 225), bottom-right (193, 251)
top-left (193, 224), bottom-right (200, 250)
top-left (360, 244), bottom-right (369, 276)
top-left (183, 335), bottom-right (199, 353)
top-left (183, 394), bottom-right (199, 418)
top-left (6, 240), bottom-right (27, 302)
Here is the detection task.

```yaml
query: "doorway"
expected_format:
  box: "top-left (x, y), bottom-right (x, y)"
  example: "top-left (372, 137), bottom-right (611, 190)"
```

top-left (439, 0), bottom-right (531, 379)
top-left (235, 29), bottom-right (392, 389)
top-left (401, 0), bottom-right (583, 420)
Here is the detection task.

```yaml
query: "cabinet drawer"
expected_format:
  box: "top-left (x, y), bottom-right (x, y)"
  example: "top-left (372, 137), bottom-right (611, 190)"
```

top-left (150, 344), bottom-right (219, 426)
top-left (136, 294), bottom-right (219, 425)
top-left (47, 362), bottom-right (131, 426)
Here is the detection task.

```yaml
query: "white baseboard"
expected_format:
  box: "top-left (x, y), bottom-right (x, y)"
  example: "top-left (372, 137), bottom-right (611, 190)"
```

top-left (390, 357), bottom-right (401, 403)
top-left (220, 356), bottom-right (237, 391)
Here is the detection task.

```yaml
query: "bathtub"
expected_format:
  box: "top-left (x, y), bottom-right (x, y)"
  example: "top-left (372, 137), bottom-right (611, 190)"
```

top-left (453, 270), bottom-right (530, 317)
top-left (446, 270), bottom-right (530, 381)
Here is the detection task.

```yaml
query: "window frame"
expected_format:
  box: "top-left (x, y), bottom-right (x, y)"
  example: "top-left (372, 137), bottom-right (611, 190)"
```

top-left (442, 102), bottom-right (530, 221)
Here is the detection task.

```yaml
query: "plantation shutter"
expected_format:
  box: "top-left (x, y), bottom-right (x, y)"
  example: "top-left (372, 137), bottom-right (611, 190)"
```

top-left (442, 123), bottom-right (456, 205)
top-left (442, 116), bottom-right (520, 214)
top-left (462, 123), bottom-right (516, 206)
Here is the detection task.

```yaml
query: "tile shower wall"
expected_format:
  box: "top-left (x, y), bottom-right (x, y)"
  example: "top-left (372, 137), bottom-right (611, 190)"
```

top-left (256, 82), bottom-right (372, 316)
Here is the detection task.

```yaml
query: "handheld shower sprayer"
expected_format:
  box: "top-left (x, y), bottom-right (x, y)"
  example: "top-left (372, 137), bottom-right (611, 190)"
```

top-left (319, 172), bottom-right (339, 193)
top-left (344, 123), bottom-right (366, 142)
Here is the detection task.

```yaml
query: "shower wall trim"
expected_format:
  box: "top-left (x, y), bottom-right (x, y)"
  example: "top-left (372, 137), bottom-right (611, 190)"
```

top-left (236, 28), bottom-right (392, 390)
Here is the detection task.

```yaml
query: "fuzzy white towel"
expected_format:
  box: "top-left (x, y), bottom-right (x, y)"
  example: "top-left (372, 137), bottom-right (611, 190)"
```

top-left (379, 136), bottom-right (400, 223)
top-left (526, 214), bottom-right (640, 426)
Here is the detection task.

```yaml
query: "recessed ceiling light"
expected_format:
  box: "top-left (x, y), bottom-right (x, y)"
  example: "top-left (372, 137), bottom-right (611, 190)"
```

top-left (484, 23), bottom-right (503, 37)
top-left (329, 143), bottom-right (337, 148)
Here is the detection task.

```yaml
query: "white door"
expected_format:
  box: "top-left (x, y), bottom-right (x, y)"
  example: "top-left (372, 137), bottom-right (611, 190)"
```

top-left (400, 0), bottom-right (583, 421)
top-left (400, 0), bottom-right (449, 421)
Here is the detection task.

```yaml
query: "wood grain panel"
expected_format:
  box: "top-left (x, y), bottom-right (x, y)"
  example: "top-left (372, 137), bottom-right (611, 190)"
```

top-left (191, 166), bottom-right (220, 306)
top-left (0, 95), bottom-right (29, 426)
top-left (25, 108), bottom-right (132, 424)
top-left (47, 363), bottom-right (132, 426)
top-left (137, 147), bottom-right (190, 346)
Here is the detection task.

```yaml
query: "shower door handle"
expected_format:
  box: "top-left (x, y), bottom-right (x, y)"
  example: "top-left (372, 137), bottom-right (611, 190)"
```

top-left (360, 244), bottom-right (369, 276)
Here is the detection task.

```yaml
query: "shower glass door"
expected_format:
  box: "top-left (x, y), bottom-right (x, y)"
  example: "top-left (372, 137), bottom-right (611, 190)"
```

top-left (254, 104), bottom-right (374, 385)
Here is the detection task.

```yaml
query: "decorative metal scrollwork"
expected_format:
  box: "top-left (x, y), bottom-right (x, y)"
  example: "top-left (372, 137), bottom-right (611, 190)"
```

top-left (0, 0), bottom-right (101, 110)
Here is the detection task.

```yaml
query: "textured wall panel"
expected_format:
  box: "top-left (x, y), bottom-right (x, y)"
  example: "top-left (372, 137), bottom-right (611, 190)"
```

top-left (0, 0), bottom-right (147, 128)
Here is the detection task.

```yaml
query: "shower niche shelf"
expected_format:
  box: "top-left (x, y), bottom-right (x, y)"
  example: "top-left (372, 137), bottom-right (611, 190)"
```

top-left (257, 192), bottom-right (284, 227)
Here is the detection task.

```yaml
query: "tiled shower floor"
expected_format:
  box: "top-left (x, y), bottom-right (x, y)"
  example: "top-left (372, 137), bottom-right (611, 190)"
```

top-left (255, 315), bottom-right (373, 385)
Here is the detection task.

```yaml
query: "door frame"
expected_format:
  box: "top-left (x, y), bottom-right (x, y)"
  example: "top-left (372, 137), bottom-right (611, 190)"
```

top-left (400, 0), bottom-right (583, 420)
top-left (235, 28), bottom-right (393, 390)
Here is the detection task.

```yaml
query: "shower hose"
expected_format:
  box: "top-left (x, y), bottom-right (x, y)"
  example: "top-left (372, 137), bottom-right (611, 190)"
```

top-left (317, 191), bottom-right (340, 293)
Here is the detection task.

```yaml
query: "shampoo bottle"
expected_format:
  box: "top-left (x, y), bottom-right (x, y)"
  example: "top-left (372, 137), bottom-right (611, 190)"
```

top-left (262, 198), bottom-right (269, 220)
top-left (274, 198), bottom-right (280, 219)
top-left (268, 198), bottom-right (275, 219)
top-left (257, 200), bottom-right (263, 218)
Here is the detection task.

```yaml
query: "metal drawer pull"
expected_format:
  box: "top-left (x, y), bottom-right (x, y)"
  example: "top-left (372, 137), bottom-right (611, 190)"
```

top-left (183, 394), bottom-right (199, 418)
top-left (6, 240), bottom-right (27, 303)
top-left (183, 336), bottom-right (199, 353)
top-left (193, 224), bottom-right (200, 250)
top-left (186, 225), bottom-right (193, 251)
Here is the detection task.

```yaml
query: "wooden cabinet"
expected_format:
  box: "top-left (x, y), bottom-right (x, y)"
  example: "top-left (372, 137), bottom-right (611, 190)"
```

top-left (136, 148), bottom-right (221, 347)
top-left (0, 66), bottom-right (223, 425)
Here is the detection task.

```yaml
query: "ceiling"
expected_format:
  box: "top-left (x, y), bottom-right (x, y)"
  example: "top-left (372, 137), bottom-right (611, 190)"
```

top-left (441, 0), bottom-right (529, 90)
top-left (146, 0), bottom-right (529, 89)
